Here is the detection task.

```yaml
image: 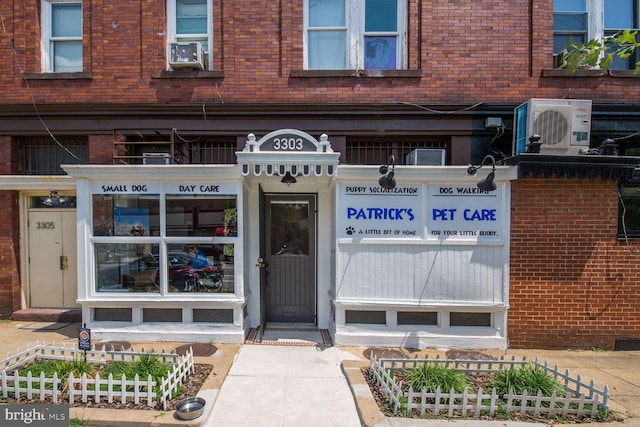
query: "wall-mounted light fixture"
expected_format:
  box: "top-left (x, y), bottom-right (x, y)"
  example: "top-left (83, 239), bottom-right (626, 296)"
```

top-left (598, 138), bottom-right (618, 156)
top-left (466, 155), bottom-right (497, 192)
top-left (43, 190), bottom-right (62, 207)
top-left (378, 155), bottom-right (396, 189)
top-left (280, 172), bottom-right (297, 186)
top-left (526, 134), bottom-right (542, 153)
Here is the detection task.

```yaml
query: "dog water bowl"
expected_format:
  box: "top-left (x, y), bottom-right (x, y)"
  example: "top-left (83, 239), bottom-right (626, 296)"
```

top-left (175, 397), bottom-right (205, 420)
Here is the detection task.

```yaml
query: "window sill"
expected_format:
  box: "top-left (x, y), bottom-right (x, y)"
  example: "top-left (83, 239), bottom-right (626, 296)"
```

top-left (541, 68), bottom-right (607, 77)
top-left (151, 70), bottom-right (224, 79)
top-left (290, 69), bottom-right (422, 78)
top-left (23, 72), bottom-right (93, 80)
top-left (608, 70), bottom-right (640, 78)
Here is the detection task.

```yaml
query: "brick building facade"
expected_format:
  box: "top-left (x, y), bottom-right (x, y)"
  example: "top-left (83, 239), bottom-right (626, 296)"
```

top-left (0, 0), bottom-right (638, 349)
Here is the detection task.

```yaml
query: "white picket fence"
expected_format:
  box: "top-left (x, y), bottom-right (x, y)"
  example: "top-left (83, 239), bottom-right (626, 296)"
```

top-left (370, 353), bottom-right (610, 419)
top-left (0, 340), bottom-right (195, 410)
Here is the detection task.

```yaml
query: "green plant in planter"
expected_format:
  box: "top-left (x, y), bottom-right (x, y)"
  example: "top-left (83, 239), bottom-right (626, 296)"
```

top-left (403, 363), bottom-right (468, 393)
top-left (490, 364), bottom-right (565, 397)
top-left (563, 30), bottom-right (640, 74)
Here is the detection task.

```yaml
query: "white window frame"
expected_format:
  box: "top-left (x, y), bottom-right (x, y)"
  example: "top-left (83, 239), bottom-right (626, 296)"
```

top-left (304, 0), bottom-right (407, 70)
top-left (167, 0), bottom-right (213, 70)
top-left (41, 0), bottom-right (83, 73)
top-left (555, 1), bottom-right (639, 55)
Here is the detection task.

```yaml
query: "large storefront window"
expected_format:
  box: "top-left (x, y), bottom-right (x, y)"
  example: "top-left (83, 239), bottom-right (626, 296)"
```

top-left (92, 187), bottom-right (236, 294)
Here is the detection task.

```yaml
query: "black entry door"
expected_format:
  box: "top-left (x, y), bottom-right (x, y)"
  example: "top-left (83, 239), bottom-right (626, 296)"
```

top-left (264, 194), bottom-right (316, 323)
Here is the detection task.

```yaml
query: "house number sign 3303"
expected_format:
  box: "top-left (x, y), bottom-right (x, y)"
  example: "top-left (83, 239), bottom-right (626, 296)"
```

top-left (36, 221), bottom-right (55, 230)
top-left (272, 137), bottom-right (305, 151)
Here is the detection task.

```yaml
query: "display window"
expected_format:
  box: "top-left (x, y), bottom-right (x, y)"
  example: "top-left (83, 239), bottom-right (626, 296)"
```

top-left (92, 189), bottom-right (237, 294)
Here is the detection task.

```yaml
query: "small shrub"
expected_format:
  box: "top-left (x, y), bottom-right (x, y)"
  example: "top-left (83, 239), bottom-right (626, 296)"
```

top-left (403, 363), bottom-right (468, 393)
top-left (103, 353), bottom-right (170, 387)
top-left (25, 358), bottom-right (97, 390)
top-left (490, 364), bottom-right (565, 397)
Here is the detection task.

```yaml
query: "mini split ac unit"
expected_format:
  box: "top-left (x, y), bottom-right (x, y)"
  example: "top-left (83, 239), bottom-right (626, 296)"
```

top-left (143, 153), bottom-right (171, 165)
top-left (513, 99), bottom-right (592, 155)
top-left (169, 42), bottom-right (206, 70)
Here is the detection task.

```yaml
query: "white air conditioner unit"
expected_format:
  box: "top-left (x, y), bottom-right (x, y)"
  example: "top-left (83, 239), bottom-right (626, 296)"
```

top-left (169, 42), bottom-right (206, 70)
top-left (406, 149), bottom-right (446, 165)
top-left (513, 99), bottom-right (592, 155)
top-left (143, 152), bottom-right (171, 165)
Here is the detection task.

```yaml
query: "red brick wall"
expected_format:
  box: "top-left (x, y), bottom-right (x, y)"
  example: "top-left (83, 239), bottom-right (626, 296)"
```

top-left (509, 179), bottom-right (640, 349)
top-left (89, 135), bottom-right (116, 165)
top-left (0, 136), bottom-right (21, 317)
top-left (0, 191), bottom-right (21, 319)
top-left (0, 0), bottom-right (637, 105)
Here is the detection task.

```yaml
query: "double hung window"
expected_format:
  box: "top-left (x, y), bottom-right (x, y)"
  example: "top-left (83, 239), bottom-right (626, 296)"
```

top-left (305, 0), bottom-right (406, 70)
top-left (167, 0), bottom-right (213, 69)
top-left (42, 1), bottom-right (82, 72)
top-left (554, 0), bottom-right (640, 70)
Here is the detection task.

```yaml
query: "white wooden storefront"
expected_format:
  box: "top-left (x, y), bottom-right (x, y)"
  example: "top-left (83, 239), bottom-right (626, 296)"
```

top-left (333, 166), bottom-right (516, 349)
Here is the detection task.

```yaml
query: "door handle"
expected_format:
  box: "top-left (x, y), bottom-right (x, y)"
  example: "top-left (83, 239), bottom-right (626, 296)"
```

top-left (256, 257), bottom-right (268, 269)
top-left (60, 255), bottom-right (69, 270)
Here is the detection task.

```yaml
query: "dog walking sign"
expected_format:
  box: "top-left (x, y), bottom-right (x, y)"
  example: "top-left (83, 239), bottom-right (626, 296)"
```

top-left (78, 324), bottom-right (91, 350)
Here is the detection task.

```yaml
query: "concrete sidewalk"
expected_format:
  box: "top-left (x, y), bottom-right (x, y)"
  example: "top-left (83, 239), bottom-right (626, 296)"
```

top-left (1, 320), bottom-right (639, 427)
top-left (203, 345), bottom-right (362, 427)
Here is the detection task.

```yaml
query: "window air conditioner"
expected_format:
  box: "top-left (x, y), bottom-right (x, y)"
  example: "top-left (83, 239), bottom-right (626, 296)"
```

top-left (143, 152), bottom-right (171, 165)
top-left (406, 149), bottom-right (446, 165)
top-left (513, 99), bottom-right (592, 155)
top-left (169, 42), bottom-right (206, 70)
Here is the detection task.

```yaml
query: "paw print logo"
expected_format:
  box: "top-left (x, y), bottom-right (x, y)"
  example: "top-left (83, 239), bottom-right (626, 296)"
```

top-left (346, 226), bottom-right (355, 235)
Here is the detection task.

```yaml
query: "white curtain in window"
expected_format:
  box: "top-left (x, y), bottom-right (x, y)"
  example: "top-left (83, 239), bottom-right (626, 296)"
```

top-left (308, 0), bottom-right (347, 69)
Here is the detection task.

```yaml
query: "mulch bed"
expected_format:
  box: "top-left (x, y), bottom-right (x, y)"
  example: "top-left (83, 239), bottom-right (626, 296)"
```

top-left (362, 367), bottom-right (623, 425)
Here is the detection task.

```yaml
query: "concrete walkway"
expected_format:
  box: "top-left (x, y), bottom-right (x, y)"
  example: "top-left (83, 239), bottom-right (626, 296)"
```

top-left (203, 345), bottom-right (362, 427)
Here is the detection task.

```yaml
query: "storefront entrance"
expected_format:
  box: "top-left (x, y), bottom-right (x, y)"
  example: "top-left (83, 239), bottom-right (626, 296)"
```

top-left (27, 210), bottom-right (78, 308)
top-left (262, 194), bottom-right (317, 324)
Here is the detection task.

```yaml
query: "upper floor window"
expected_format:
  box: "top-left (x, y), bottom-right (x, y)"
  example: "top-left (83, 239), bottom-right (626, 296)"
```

top-left (41, 1), bottom-right (82, 72)
top-left (167, 0), bottom-right (213, 70)
top-left (305, 0), bottom-right (407, 70)
top-left (554, 0), bottom-right (640, 70)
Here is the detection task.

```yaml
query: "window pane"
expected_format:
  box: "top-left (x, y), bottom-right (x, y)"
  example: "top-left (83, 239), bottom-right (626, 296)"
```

top-left (166, 243), bottom-right (234, 293)
top-left (308, 0), bottom-right (345, 27)
top-left (553, 13), bottom-right (587, 31)
top-left (52, 3), bottom-right (81, 37)
top-left (176, 0), bottom-right (207, 33)
top-left (553, 0), bottom-right (586, 12)
top-left (605, 0), bottom-right (634, 28)
top-left (365, 0), bottom-right (397, 32)
top-left (53, 41), bottom-right (82, 72)
top-left (270, 203), bottom-right (309, 256)
top-left (92, 194), bottom-right (160, 237)
top-left (308, 31), bottom-right (346, 69)
top-left (95, 243), bottom-right (160, 293)
top-left (166, 195), bottom-right (237, 237)
top-left (364, 36), bottom-right (396, 69)
top-left (554, 34), bottom-right (585, 52)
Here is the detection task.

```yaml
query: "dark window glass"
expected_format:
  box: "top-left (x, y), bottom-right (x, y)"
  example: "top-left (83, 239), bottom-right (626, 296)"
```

top-left (619, 184), bottom-right (640, 237)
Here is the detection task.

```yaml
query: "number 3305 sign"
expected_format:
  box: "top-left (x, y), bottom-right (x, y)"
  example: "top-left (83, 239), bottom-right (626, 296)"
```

top-left (36, 221), bottom-right (55, 230)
